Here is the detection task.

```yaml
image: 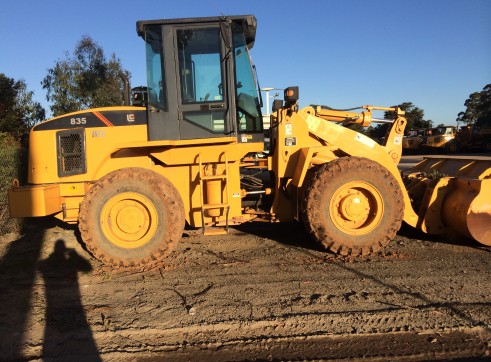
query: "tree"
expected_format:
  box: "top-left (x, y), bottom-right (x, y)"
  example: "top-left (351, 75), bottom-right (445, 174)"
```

top-left (16, 81), bottom-right (46, 130)
top-left (0, 73), bottom-right (45, 135)
top-left (457, 84), bottom-right (491, 125)
top-left (383, 102), bottom-right (430, 130)
top-left (42, 36), bottom-right (131, 116)
top-left (0, 74), bottom-right (17, 132)
top-left (366, 102), bottom-right (429, 141)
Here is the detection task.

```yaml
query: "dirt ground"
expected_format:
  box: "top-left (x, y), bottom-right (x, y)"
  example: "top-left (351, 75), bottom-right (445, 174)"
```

top-left (0, 219), bottom-right (490, 361)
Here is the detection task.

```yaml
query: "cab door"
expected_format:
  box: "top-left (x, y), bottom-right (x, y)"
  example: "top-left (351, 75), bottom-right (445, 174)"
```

top-left (175, 26), bottom-right (232, 140)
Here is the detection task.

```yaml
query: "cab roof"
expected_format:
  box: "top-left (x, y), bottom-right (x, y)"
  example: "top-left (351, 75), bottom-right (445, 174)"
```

top-left (136, 15), bottom-right (257, 48)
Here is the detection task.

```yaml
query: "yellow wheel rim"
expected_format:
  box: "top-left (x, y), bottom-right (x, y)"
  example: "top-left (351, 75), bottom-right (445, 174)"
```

top-left (330, 181), bottom-right (384, 235)
top-left (101, 192), bottom-right (158, 249)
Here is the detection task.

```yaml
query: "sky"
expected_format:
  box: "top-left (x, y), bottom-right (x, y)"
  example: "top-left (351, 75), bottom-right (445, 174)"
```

top-left (1, 0), bottom-right (490, 125)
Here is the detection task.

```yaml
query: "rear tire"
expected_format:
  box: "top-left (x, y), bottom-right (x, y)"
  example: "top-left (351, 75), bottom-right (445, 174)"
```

top-left (302, 157), bottom-right (403, 256)
top-left (445, 140), bottom-right (461, 154)
top-left (79, 168), bottom-right (185, 270)
top-left (481, 138), bottom-right (491, 153)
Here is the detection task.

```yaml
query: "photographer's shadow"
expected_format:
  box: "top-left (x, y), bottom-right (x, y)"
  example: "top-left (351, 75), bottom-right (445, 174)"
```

top-left (39, 239), bottom-right (101, 361)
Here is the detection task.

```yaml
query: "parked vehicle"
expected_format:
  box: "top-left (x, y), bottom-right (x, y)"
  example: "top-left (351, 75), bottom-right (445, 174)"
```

top-left (8, 15), bottom-right (491, 270)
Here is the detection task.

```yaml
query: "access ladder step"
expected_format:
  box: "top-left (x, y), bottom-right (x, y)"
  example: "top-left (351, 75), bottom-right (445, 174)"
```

top-left (202, 203), bottom-right (229, 210)
top-left (201, 174), bottom-right (227, 180)
top-left (203, 228), bottom-right (229, 236)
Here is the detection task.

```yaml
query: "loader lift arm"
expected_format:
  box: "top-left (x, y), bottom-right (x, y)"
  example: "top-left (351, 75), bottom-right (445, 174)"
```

top-left (267, 92), bottom-right (420, 238)
top-left (312, 104), bottom-right (407, 164)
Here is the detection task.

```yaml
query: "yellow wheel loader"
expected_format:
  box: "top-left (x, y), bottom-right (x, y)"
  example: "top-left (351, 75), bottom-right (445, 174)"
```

top-left (402, 128), bottom-right (427, 154)
top-left (8, 15), bottom-right (491, 269)
top-left (419, 125), bottom-right (458, 154)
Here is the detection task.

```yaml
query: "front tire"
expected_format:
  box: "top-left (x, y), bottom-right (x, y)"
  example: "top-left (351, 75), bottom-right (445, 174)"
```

top-left (302, 157), bottom-right (403, 256)
top-left (79, 168), bottom-right (185, 269)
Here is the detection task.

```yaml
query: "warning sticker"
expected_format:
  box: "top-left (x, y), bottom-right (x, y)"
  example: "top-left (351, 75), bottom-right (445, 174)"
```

top-left (354, 133), bottom-right (376, 148)
top-left (306, 115), bottom-right (321, 132)
top-left (285, 137), bottom-right (297, 146)
top-left (285, 123), bottom-right (292, 135)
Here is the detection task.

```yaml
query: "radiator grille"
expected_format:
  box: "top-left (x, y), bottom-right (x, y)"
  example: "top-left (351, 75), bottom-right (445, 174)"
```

top-left (57, 130), bottom-right (86, 177)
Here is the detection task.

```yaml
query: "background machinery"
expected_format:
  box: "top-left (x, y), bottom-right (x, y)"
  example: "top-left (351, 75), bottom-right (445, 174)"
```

top-left (402, 128), bottom-right (427, 154)
top-left (403, 126), bottom-right (458, 154)
top-left (448, 119), bottom-right (491, 153)
top-left (8, 15), bottom-right (491, 269)
top-left (420, 125), bottom-right (458, 153)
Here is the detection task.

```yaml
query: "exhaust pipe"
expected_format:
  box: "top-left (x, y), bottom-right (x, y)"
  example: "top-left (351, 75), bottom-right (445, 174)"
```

top-left (118, 71), bottom-right (130, 106)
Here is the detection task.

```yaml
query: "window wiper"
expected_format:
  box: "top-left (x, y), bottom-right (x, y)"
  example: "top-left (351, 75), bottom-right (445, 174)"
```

top-left (253, 64), bottom-right (263, 108)
top-left (219, 16), bottom-right (232, 62)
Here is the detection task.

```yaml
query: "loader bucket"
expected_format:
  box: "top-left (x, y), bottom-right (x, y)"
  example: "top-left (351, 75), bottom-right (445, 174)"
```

top-left (404, 156), bottom-right (491, 245)
top-left (441, 178), bottom-right (491, 245)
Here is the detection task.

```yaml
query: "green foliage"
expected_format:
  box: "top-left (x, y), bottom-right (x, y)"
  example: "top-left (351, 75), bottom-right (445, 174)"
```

top-left (383, 102), bottom-right (431, 130)
top-left (0, 133), bottom-right (22, 183)
top-left (0, 133), bottom-right (27, 185)
top-left (457, 83), bottom-right (491, 125)
top-left (42, 36), bottom-right (131, 116)
top-left (0, 133), bottom-right (25, 234)
top-left (0, 74), bottom-right (45, 135)
top-left (343, 123), bottom-right (364, 133)
top-left (426, 169), bottom-right (447, 180)
top-left (364, 102), bottom-right (429, 141)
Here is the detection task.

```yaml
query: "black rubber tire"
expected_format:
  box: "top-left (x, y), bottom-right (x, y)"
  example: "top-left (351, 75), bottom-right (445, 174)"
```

top-left (481, 138), bottom-right (491, 153)
top-left (79, 168), bottom-right (185, 270)
top-left (301, 157), bottom-right (403, 256)
top-left (417, 146), bottom-right (426, 155)
top-left (445, 140), bottom-right (461, 154)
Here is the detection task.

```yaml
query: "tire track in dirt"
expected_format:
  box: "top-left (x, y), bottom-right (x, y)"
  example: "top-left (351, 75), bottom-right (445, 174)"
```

top-left (1, 222), bottom-right (490, 361)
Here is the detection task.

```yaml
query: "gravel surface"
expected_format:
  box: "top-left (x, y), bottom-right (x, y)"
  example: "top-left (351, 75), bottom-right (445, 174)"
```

top-left (1, 220), bottom-right (490, 361)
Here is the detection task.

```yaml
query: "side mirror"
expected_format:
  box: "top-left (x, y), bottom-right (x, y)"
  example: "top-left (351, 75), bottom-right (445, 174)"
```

top-left (272, 99), bottom-right (283, 112)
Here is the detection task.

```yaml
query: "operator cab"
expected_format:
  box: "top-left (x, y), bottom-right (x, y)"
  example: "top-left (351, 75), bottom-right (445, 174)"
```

top-left (131, 86), bottom-right (148, 106)
top-left (137, 15), bottom-right (263, 142)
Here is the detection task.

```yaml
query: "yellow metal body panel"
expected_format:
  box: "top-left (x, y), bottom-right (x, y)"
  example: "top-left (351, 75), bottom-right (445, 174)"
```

top-left (149, 142), bottom-right (263, 226)
top-left (150, 142), bottom-right (263, 165)
top-left (116, 136), bottom-right (239, 150)
top-left (267, 107), bottom-right (323, 221)
top-left (28, 124), bottom-right (151, 185)
top-left (8, 184), bottom-right (61, 217)
top-left (18, 107), bottom-right (264, 228)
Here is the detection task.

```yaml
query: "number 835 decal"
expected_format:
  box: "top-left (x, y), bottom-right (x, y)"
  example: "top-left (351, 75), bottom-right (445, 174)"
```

top-left (70, 117), bottom-right (87, 125)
